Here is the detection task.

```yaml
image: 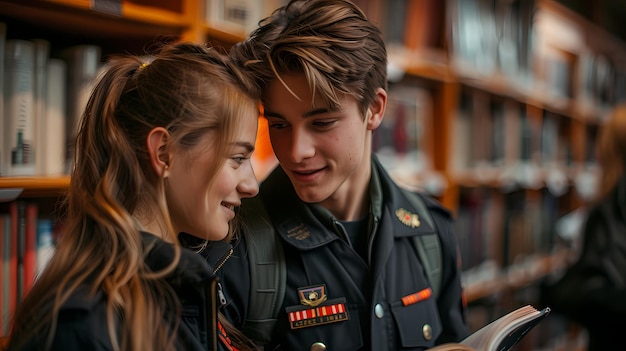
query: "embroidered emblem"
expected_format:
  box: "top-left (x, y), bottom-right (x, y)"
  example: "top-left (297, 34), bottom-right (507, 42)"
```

top-left (287, 223), bottom-right (311, 240)
top-left (299, 285), bottom-right (328, 307)
top-left (286, 297), bottom-right (349, 330)
top-left (401, 287), bottom-right (432, 306)
top-left (395, 208), bottom-right (421, 228)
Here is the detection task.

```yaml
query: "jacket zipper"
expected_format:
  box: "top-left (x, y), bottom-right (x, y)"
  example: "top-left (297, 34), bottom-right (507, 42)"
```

top-left (217, 282), bottom-right (227, 307)
top-left (332, 219), bottom-right (351, 244)
top-left (367, 216), bottom-right (379, 264)
top-left (212, 246), bottom-right (234, 274)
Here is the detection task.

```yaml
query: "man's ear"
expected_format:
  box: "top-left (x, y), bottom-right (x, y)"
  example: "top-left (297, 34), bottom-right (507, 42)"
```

top-left (366, 87), bottom-right (387, 131)
top-left (147, 127), bottom-right (170, 178)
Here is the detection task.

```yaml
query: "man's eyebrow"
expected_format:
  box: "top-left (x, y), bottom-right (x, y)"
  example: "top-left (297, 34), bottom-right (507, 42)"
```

top-left (264, 107), bottom-right (334, 119)
top-left (303, 108), bottom-right (332, 118)
top-left (264, 111), bottom-right (284, 119)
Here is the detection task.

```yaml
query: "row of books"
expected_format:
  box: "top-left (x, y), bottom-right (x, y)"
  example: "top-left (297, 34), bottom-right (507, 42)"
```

top-left (448, 0), bottom-right (534, 84)
top-left (447, 0), bottom-right (626, 116)
top-left (450, 88), bottom-right (601, 200)
top-left (0, 200), bottom-right (57, 335)
top-left (204, 0), bottom-right (288, 36)
top-left (0, 21), bottom-right (102, 177)
top-left (455, 185), bottom-right (568, 277)
top-left (534, 4), bottom-right (626, 114)
top-left (452, 90), bottom-right (580, 171)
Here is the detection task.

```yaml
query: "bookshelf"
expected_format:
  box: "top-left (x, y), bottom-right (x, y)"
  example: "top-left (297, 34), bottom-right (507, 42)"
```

top-left (358, 0), bottom-right (625, 349)
top-left (2, 0), bottom-right (626, 347)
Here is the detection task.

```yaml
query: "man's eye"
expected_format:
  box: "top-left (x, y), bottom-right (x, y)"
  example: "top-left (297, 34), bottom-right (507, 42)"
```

top-left (269, 121), bottom-right (288, 129)
top-left (314, 120), bottom-right (335, 127)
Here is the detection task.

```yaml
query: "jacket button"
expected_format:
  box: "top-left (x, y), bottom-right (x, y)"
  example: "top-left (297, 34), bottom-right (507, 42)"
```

top-left (374, 303), bottom-right (384, 318)
top-left (423, 324), bottom-right (432, 340)
top-left (310, 342), bottom-right (326, 351)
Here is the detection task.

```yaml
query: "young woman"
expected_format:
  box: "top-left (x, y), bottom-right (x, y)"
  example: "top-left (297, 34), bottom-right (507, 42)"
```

top-left (5, 42), bottom-right (260, 351)
top-left (542, 104), bottom-right (626, 351)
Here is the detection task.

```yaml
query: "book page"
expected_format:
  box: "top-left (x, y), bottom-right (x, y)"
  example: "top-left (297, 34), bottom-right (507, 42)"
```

top-left (427, 343), bottom-right (475, 351)
top-left (462, 305), bottom-right (550, 351)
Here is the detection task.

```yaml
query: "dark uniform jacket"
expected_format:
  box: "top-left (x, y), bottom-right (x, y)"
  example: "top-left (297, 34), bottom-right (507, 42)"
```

top-left (219, 157), bottom-right (468, 350)
top-left (14, 232), bottom-right (232, 351)
top-left (541, 174), bottom-right (626, 351)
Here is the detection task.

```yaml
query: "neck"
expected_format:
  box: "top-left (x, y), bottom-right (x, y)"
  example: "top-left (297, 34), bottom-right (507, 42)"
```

top-left (321, 157), bottom-right (372, 221)
top-left (133, 210), bottom-right (172, 242)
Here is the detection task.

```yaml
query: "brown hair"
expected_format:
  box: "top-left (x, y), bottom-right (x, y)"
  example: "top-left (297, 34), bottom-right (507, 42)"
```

top-left (596, 104), bottom-right (626, 200)
top-left (7, 42), bottom-right (258, 351)
top-left (231, 0), bottom-right (387, 117)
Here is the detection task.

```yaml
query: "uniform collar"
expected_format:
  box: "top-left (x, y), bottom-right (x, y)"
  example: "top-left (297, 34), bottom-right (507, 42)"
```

top-left (261, 167), bottom-right (339, 250)
top-left (178, 232), bottom-right (234, 274)
top-left (143, 232), bottom-right (216, 285)
top-left (261, 158), bottom-right (437, 250)
top-left (308, 157), bottom-right (438, 238)
top-left (371, 156), bottom-right (437, 237)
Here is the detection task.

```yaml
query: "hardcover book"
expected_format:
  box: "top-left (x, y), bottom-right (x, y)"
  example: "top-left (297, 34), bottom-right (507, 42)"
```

top-left (3, 40), bottom-right (36, 176)
top-left (428, 305), bottom-right (551, 351)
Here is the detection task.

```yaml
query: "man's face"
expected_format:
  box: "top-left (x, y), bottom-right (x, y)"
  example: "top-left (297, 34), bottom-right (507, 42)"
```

top-left (263, 72), bottom-right (381, 212)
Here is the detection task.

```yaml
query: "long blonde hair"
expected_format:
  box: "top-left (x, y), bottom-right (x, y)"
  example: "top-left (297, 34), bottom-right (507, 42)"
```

top-left (7, 43), bottom-right (258, 351)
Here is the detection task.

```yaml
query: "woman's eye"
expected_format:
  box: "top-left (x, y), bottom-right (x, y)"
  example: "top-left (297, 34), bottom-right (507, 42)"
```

top-left (232, 156), bottom-right (247, 164)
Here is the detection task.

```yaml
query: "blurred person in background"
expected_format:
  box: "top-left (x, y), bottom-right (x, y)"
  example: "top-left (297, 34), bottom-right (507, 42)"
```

top-left (541, 104), bottom-right (626, 351)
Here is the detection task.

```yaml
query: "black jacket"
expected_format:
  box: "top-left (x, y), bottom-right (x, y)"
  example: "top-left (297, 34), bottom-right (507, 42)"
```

top-left (13, 232), bottom-right (231, 351)
top-left (541, 175), bottom-right (626, 351)
top-left (219, 158), bottom-right (468, 350)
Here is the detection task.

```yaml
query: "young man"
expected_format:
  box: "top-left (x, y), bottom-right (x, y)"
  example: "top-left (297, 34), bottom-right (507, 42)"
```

top-left (219, 1), bottom-right (468, 350)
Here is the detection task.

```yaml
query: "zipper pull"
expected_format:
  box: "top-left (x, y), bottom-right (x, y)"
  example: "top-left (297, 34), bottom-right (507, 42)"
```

top-left (217, 282), bottom-right (227, 307)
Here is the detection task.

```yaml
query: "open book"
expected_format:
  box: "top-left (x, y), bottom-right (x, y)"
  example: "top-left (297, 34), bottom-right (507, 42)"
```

top-left (429, 305), bottom-right (551, 351)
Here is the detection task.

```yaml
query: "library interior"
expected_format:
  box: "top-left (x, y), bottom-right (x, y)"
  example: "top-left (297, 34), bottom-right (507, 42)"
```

top-left (1, 0), bottom-right (626, 350)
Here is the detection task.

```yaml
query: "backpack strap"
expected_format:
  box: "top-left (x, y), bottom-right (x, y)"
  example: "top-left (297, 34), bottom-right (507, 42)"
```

top-left (401, 189), bottom-right (443, 299)
top-left (241, 196), bottom-right (286, 347)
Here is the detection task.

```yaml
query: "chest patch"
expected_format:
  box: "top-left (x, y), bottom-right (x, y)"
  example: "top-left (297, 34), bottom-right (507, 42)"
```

top-left (286, 285), bottom-right (349, 329)
top-left (396, 208), bottom-right (421, 228)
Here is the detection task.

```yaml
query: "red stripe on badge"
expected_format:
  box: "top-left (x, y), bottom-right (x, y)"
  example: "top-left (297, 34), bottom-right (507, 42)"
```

top-left (401, 287), bottom-right (432, 306)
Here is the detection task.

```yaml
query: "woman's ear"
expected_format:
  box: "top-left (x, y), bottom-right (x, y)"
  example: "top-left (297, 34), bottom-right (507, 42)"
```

top-left (366, 87), bottom-right (387, 131)
top-left (147, 127), bottom-right (170, 178)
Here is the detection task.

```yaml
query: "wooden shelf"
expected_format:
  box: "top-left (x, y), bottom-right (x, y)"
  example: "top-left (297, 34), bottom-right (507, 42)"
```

top-left (203, 25), bottom-right (246, 46)
top-left (464, 249), bottom-right (571, 303)
top-left (0, 177), bottom-right (70, 198)
top-left (388, 48), bottom-right (453, 83)
top-left (0, 0), bottom-right (187, 39)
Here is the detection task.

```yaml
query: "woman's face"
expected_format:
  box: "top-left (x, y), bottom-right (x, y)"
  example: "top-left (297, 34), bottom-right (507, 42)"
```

top-left (166, 113), bottom-right (259, 240)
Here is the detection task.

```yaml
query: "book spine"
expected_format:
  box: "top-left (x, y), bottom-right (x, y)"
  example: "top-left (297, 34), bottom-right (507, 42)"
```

top-left (15, 201), bottom-right (26, 304)
top-left (63, 45), bottom-right (101, 173)
top-left (32, 39), bottom-right (50, 176)
top-left (36, 218), bottom-right (55, 279)
top-left (22, 203), bottom-right (38, 298)
top-left (8, 202), bottom-right (18, 331)
top-left (0, 213), bottom-right (9, 335)
top-left (42, 58), bottom-right (67, 176)
top-left (0, 22), bottom-right (6, 176)
top-left (0, 214), bottom-right (4, 335)
top-left (4, 40), bottom-right (36, 176)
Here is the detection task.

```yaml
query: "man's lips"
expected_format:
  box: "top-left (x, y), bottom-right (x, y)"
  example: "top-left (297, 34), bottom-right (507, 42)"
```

top-left (290, 167), bottom-right (325, 181)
